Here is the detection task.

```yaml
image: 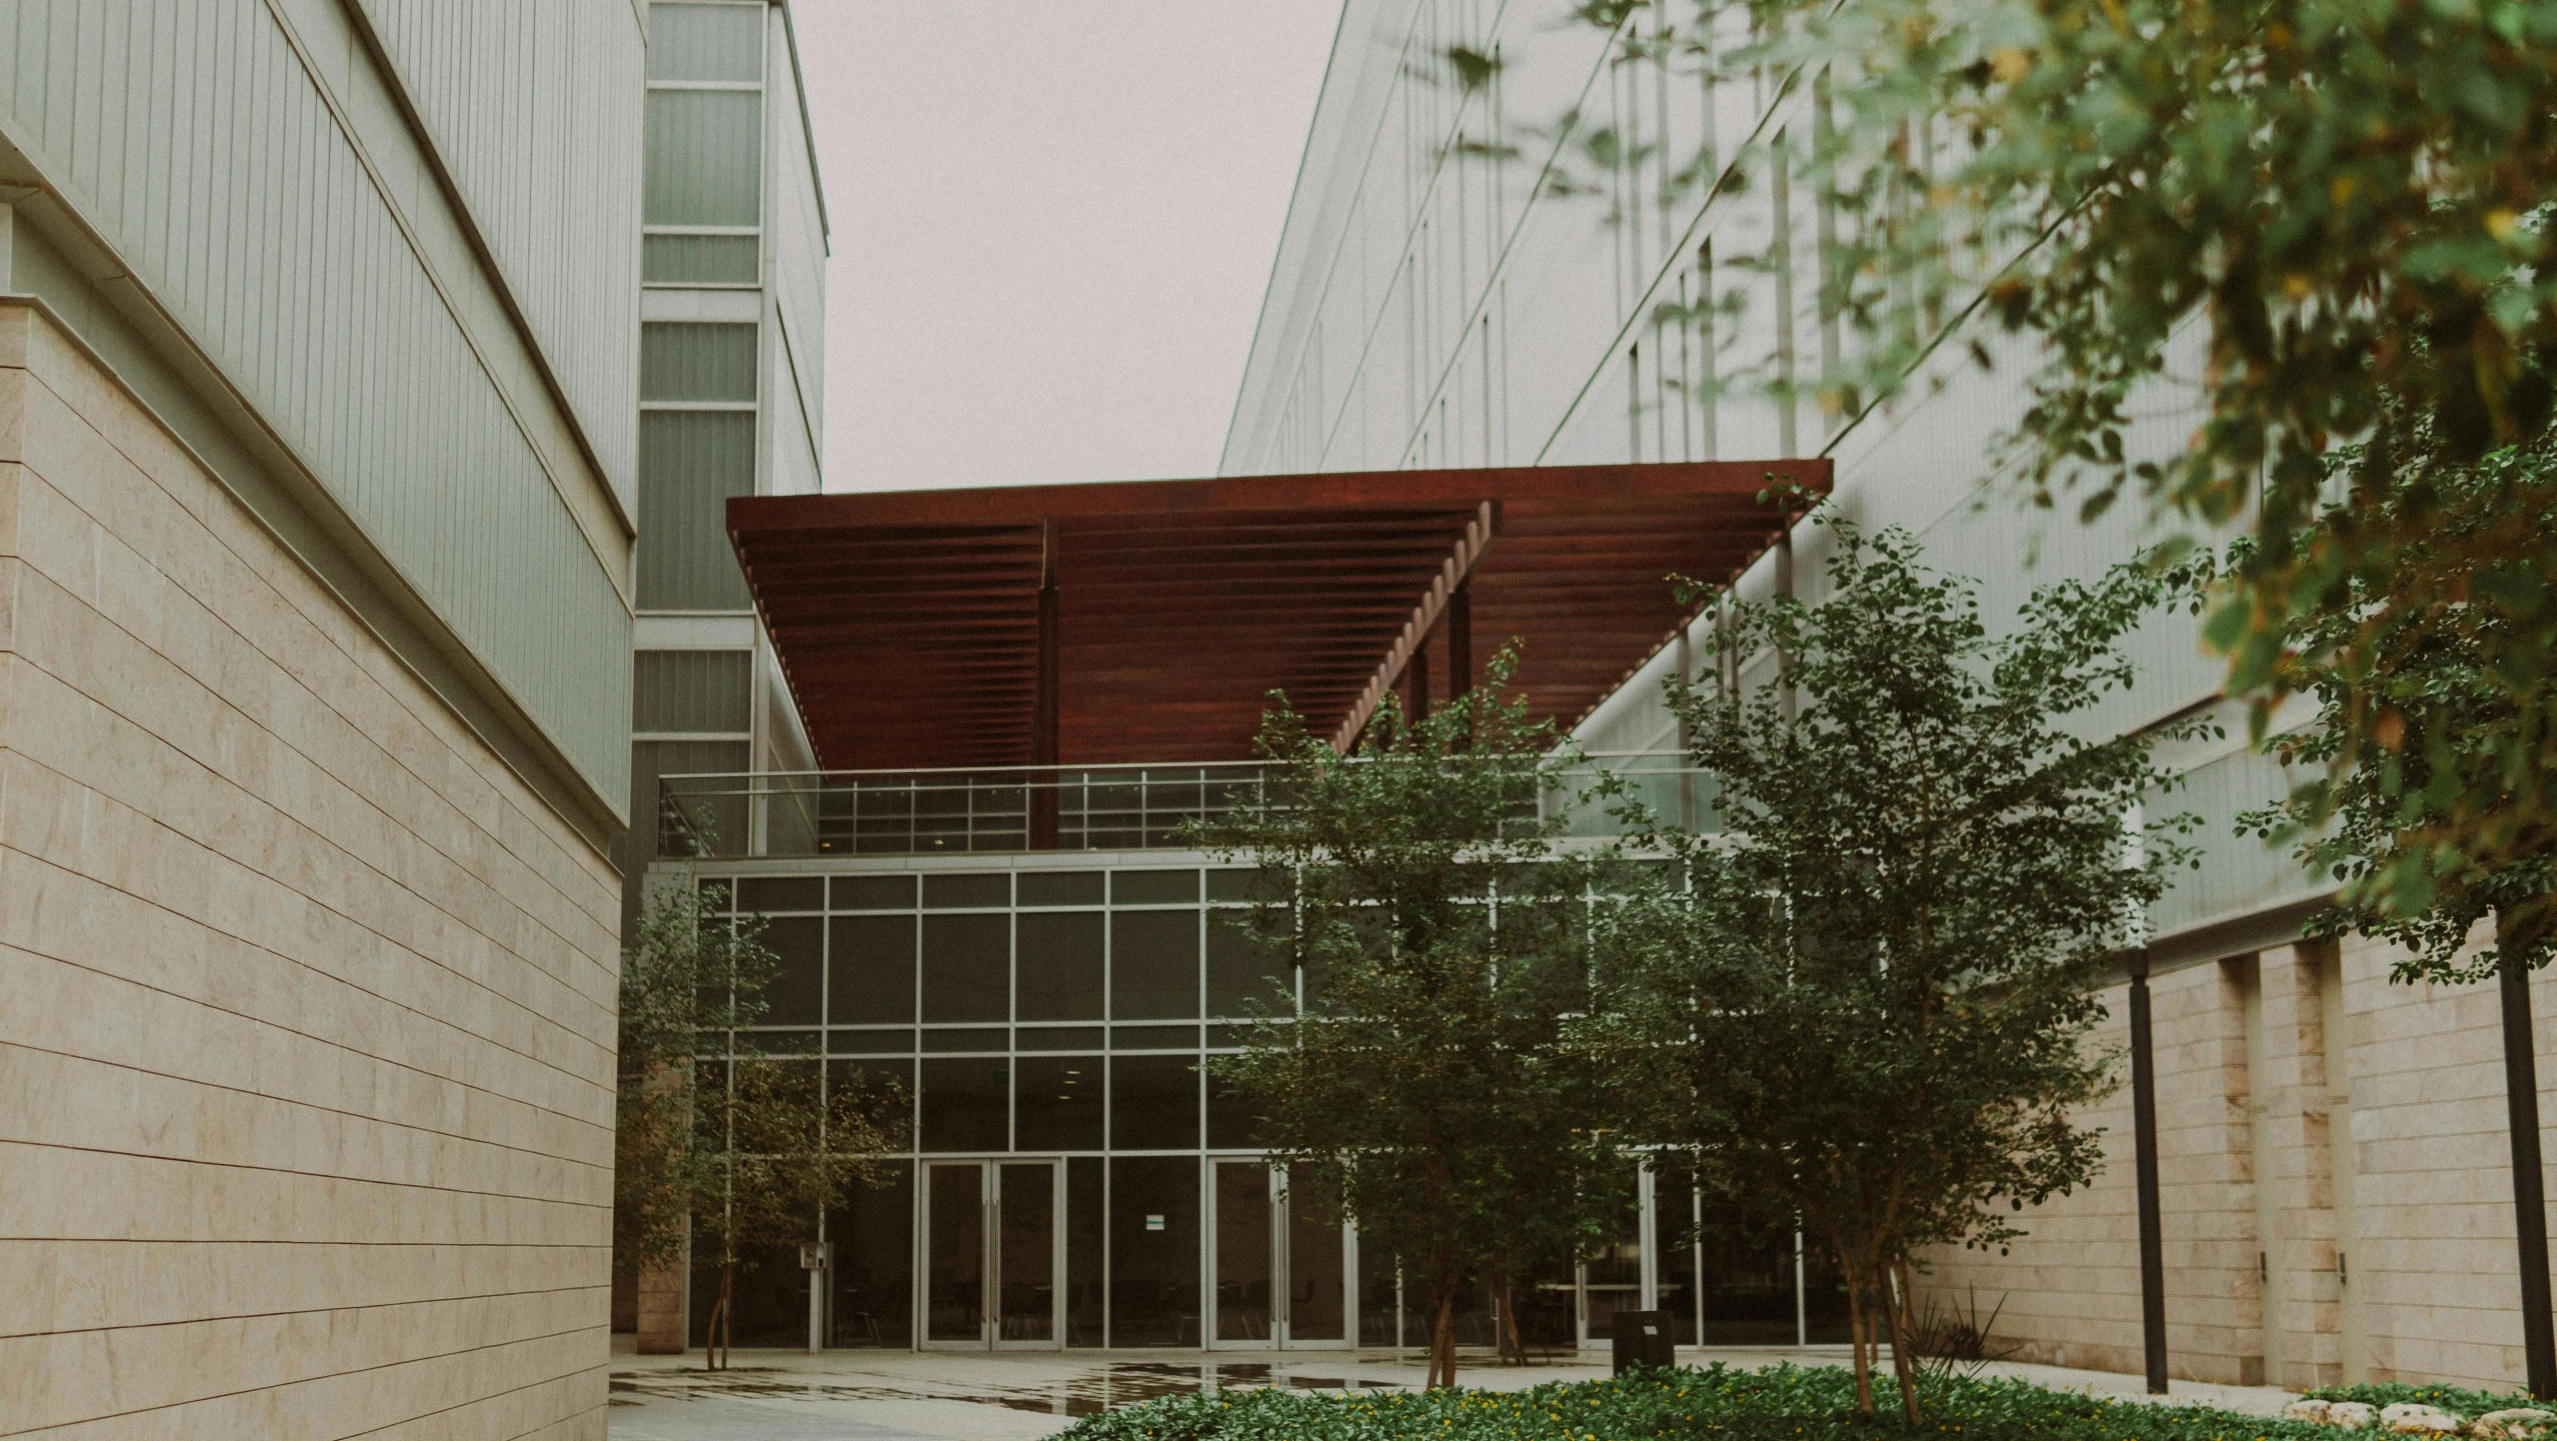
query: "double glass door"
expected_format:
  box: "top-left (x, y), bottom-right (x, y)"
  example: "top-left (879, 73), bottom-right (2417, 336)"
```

top-left (922, 1159), bottom-right (1063, 1348)
top-left (1211, 1160), bottom-right (1351, 1348)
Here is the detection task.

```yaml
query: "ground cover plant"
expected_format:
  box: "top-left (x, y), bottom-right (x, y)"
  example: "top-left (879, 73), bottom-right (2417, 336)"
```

top-left (1055, 1365), bottom-right (2336, 1441)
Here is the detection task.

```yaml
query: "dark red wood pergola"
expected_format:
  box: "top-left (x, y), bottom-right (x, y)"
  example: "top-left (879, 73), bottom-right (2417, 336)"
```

top-left (726, 460), bottom-right (1829, 772)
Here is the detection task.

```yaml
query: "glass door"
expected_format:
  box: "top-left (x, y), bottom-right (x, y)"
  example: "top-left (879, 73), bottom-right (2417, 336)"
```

top-left (994, 1161), bottom-right (1062, 1347)
top-left (921, 1159), bottom-right (1065, 1349)
top-left (1210, 1162), bottom-right (1353, 1348)
top-left (922, 1162), bottom-right (986, 1347)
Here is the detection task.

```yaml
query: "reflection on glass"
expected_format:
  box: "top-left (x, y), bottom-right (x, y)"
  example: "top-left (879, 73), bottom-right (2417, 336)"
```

top-left (926, 1163), bottom-right (983, 1342)
top-left (921, 913), bottom-right (1008, 1022)
top-left (1215, 1162), bottom-right (1272, 1341)
top-left (1286, 1172), bottom-right (1346, 1341)
top-left (828, 1163), bottom-right (911, 1347)
top-left (999, 1164), bottom-right (1056, 1341)
top-left (1016, 912), bottom-right (1104, 1020)
top-left (1014, 1055), bottom-right (1102, 1151)
top-left (1111, 911), bottom-right (1198, 1019)
top-left (1110, 1156), bottom-right (1200, 1346)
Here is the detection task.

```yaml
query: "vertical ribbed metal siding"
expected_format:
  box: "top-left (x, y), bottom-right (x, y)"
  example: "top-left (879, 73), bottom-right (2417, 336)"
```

top-left (350, 0), bottom-right (644, 509)
top-left (0, 0), bottom-right (633, 806)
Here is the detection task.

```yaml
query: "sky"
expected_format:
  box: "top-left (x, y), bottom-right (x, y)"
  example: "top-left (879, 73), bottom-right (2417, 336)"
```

top-left (789, 3), bottom-right (1345, 494)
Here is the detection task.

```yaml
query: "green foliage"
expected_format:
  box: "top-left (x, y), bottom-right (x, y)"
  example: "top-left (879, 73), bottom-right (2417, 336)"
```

top-left (2301, 1383), bottom-right (2535, 1423)
top-left (1197, 649), bottom-right (1634, 1388)
top-left (613, 876), bottom-right (777, 1280)
top-left (1517, 0), bottom-right (2557, 929)
top-left (1052, 1366), bottom-right (2335, 1441)
top-left (1584, 519), bottom-right (2202, 1420)
top-left (2241, 435), bottom-right (2557, 980)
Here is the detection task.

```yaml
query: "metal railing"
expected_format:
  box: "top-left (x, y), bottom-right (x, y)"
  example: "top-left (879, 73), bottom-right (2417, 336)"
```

top-left (654, 754), bottom-right (1716, 861)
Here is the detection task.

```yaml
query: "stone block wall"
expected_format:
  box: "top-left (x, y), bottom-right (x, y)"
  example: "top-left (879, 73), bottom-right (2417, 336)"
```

top-left (1916, 934), bottom-right (2557, 1392)
top-left (0, 303), bottom-right (621, 1436)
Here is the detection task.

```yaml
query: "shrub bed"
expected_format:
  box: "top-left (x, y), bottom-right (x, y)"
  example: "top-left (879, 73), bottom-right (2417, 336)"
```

top-left (1059, 1365), bottom-right (2333, 1441)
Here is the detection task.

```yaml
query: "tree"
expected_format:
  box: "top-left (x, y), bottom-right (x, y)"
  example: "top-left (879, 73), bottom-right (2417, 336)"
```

top-left (1482, 0), bottom-right (2557, 917)
top-left (615, 873), bottom-right (906, 1370)
top-left (692, 1054), bottom-right (906, 1368)
top-left (1583, 520), bottom-right (2199, 1421)
top-left (1200, 651), bottom-right (1634, 1389)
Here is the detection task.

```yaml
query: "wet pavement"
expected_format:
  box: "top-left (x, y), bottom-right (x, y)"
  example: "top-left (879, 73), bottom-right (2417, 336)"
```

top-left (606, 1341), bottom-right (2303, 1439)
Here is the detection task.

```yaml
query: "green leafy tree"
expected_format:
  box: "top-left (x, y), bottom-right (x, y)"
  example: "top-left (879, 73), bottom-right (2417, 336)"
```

top-left (1488, 0), bottom-right (2557, 922)
top-left (1200, 652), bottom-right (1634, 1388)
top-left (1584, 521), bottom-right (2199, 1421)
top-left (615, 872), bottom-right (906, 1370)
top-left (2246, 437), bottom-right (2557, 974)
top-left (692, 1054), bottom-right (906, 1368)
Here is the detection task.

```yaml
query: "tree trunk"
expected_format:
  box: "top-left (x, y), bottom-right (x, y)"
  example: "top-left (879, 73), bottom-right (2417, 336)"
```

top-left (1843, 1255), bottom-right (1875, 1415)
top-left (1886, 1255), bottom-right (1921, 1425)
top-left (1430, 1281), bottom-right (1459, 1389)
top-left (709, 1259), bottom-right (736, 1371)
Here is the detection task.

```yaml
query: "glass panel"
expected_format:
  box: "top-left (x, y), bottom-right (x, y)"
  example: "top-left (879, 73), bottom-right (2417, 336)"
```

top-left (829, 1026), bottom-right (913, 1056)
top-left (923, 873), bottom-right (1010, 908)
top-left (755, 916), bottom-right (823, 1026)
top-left (1517, 1257), bottom-right (1577, 1352)
top-left (641, 322), bottom-right (758, 402)
top-left (749, 1029), bottom-right (819, 1054)
top-left (1805, 1239), bottom-right (1853, 1343)
top-left (1014, 1055), bottom-right (1102, 1150)
top-left (1653, 1159), bottom-right (1701, 1344)
top-left (1016, 912), bottom-right (1104, 1021)
top-left (1204, 1069), bottom-right (1258, 1149)
top-left (738, 876), bottom-right (823, 912)
top-left (644, 88), bottom-right (762, 226)
top-left (647, 1), bottom-right (764, 82)
top-left (1113, 869), bottom-right (1199, 905)
top-left (1017, 1025), bottom-right (1105, 1052)
top-left (1357, 1236), bottom-right (1397, 1350)
top-left (926, 1163), bottom-right (985, 1342)
top-left (828, 1162), bottom-right (911, 1347)
top-left (919, 1057), bottom-right (1008, 1152)
top-left (998, 1164), bottom-right (1057, 1342)
top-left (1206, 917), bottom-right (1290, 1018)
top-left (1111, 912), bottom-right (1198, 1019)
top-left (921, 1027), bottom-right (1008, 1053)
top-left (1018, 871), bottom-right (1105, 906)
top-left (835, 875), bottom-right (917, 911)
top-left (1215, 1162), bottom-right (1272, 1341)
top-left (920, 914), bottom-right (1008, 1022)
top-left (828, 915), bottom-right (915, 1024)
top-left (1585, 1176), bottom-right (1643, 1341)
top-left (1113, 1024), bottom-right (1196, 1051)
top-left (1204, 868), bottom-right (1261, 902)
top-left (1700, 1207), bottom-right (1800, 1344)
top-left (643, 232), bottom-right (760, 285)
top-left (1068, 1157), bottom-right (1105, 1346)
top-left (1286, 1173), bottom-right (1346, 1341)
top-left (1110, 1054), bottom-right (1198, 1150)
top-left (636, 411), bottom-right (755, 610)
top-left (633, 649), bottom-right (752, 732)
top-left (1110, 1156), bottom-right (1200, 1346)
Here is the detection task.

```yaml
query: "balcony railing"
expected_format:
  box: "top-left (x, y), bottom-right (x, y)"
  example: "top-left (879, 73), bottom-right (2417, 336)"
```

top-left (654, 754), bottom-right (1714, 862)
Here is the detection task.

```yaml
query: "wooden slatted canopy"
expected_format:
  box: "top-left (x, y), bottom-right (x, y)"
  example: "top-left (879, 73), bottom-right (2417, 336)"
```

top-left (728, 460), bottom-right (1830, 771)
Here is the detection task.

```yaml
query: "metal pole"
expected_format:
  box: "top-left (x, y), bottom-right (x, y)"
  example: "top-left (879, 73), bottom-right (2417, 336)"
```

top-left (2129, 946), bottom-right (2169, 1393)
top-left (2496, 932), bottom-right (2557, 1399)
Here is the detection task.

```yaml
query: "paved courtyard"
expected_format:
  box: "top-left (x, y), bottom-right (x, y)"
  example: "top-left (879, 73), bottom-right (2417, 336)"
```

top-left (607, 1341), bottom-right (2303, 1439)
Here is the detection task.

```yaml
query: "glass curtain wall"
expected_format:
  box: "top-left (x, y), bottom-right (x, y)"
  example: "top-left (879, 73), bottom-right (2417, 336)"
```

top-left (689, 860), bottom-right (1853, 1350)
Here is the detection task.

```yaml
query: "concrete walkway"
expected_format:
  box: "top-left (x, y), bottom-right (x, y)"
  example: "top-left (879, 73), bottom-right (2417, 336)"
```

top-left (607, 1339), bottom-right (2302, 1440)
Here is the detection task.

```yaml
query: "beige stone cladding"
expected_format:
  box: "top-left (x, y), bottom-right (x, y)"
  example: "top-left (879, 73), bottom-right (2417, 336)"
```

top-left (0, 303), bottom-right (620, 1437)
top-left (1915, 933), bottom-right (2557, 1393)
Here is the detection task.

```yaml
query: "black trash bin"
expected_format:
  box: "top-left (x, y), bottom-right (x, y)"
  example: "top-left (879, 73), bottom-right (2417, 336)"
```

top-left (1609, 1309), bottom-right (1676, 1375)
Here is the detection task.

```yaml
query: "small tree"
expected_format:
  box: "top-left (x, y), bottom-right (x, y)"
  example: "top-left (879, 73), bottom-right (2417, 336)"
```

top-left (1586, 520), bottom-right (2199, 1421)
top-left (692, 1055), bottom-right (906, 1368)
top-left (1201, 652), bottom-right (1633, 1388)
top-left (615, 872), bottom-right (906, 1370)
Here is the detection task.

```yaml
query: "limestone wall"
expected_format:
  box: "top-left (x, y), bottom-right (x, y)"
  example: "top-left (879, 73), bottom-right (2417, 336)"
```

top-left (0, 303), bottom-right (620, 1437)
top-left (1916, 935), bottom-right (2557, 1391)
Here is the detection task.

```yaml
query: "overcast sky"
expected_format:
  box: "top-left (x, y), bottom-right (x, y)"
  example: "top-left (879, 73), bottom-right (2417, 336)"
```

top-left (790, 3), bottom-right (1343, 493)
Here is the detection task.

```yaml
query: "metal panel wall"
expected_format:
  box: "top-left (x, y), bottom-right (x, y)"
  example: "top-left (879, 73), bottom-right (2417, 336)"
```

top-left (0, 0), bottom-right (634, 810)
top-left (351, 0), bottom-right (646, 508)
